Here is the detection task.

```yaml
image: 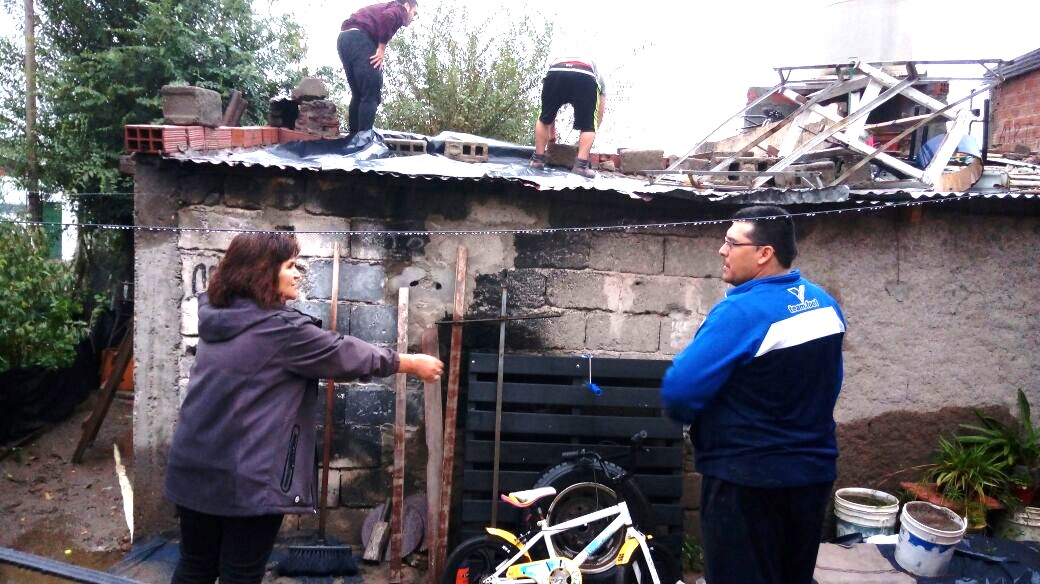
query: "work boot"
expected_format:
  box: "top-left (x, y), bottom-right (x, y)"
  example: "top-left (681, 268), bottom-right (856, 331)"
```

top-left (529, 153), bottom-right (546, 169)
top-left (572, 158), bottom-right (595, 178)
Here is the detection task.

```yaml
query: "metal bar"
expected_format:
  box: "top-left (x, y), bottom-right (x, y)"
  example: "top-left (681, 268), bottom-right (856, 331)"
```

top-left (644, 170), bottom-right (823, 177)
top-left (922, 109), bottom-right (972, 185)
top-left (388, 286), bottom-right (409, 584)
top-left (73, 323), bottom-right (133, 464)
top-left (829, 85), bottom-right (993, 186)
top-left (435, 246), bottom-right (468, 575)
top-left (857, 62), bottom-right (958, 121)
top-left (753, 77), bottom-right (916, 188)
top-left (490, 277), bottom-right (507, 527)
top-left (863, 114), bottom-right (934, 131)
top-left (664, 81), bottom-right (786, 173)
top-left (433, 313), bottom-right (561, 325)
top-left (0, 546), bottom-right (141, 584)
top-left (775, 59), bottom-right (1006, 71)
top-left (317, 242), bottom-right (341, 538)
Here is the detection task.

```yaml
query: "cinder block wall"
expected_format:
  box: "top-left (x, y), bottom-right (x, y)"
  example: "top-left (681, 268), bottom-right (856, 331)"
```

top-left (991, 70), bottom-right (1040, 153)
top-left (134, 159), bottom-right (1040, 544)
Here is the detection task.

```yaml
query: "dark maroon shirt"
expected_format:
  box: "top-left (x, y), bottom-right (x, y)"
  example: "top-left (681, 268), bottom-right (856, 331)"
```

top-left (341, 1), bottom-right (408, 45)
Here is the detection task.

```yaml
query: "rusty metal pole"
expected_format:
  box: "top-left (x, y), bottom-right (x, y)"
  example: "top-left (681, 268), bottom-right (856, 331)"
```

top-left (24, 0), bottom-right (42, 222)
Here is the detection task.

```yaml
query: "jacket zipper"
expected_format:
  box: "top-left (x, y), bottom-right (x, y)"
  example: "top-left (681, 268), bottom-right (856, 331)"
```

top-left (280, 424), bottom-right (300, 493)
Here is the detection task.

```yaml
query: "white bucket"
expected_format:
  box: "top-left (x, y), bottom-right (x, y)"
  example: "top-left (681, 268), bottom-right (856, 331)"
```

top-left (894, 501), bottom-right (967, 577)
top-left (833, 488), bottom-right (900, 538)
top-left (997, 506), bottom-right (1040, 542)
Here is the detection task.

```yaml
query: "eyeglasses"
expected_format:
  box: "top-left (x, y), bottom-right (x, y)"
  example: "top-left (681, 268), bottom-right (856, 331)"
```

top-left (721, 238), bottom-right (760, 250)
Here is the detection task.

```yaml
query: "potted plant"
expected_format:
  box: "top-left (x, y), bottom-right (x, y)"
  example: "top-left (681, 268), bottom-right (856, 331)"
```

top-left (930, 437), bottom-right (1008, 531)
top-left (958, 389), bottom-right (1040, 502)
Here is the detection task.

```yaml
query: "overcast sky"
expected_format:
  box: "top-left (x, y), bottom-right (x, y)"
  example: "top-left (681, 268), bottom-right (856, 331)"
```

top-left (261, 0), bottom-right (1040, 155)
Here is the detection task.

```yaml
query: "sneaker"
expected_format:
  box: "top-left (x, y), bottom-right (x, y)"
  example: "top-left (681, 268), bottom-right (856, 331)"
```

top-left (572, 158), bottom-right (595, 178)
top-left (529, 153), bottom-right (546, 169)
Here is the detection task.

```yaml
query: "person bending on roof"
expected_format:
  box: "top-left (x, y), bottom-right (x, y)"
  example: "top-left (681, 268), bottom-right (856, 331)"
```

top-left (661, 206), bottom-right (846, 584)
top-left (165, 232), bottom-right (442, 584)
top-left (529, 56), bottom-right (607, 178)
top-left (337, 0), bottom-right (419, 134)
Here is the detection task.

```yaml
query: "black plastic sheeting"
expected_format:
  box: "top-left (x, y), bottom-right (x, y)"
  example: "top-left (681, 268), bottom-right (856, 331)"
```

top-left (842, 533), bottom-right (1040, 583)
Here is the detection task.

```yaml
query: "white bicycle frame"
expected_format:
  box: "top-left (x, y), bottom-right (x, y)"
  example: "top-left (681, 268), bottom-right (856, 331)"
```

top-left (483, 500), bottom-right (662, 584)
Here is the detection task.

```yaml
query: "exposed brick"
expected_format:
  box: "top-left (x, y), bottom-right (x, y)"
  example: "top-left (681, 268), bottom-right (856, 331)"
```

top-left (304, 261), bottom-right (386, 302)
top-left (470, 269), bottom-right (547, 317)
top-left (546, 270), bottom-right (619, 310)
top-left (338, 468), bottom-right (390, 507)
top-left (664, 236), bottom-right (721, 277)
top-left (507, 310), bottom-right (587, 351)
top-left (514, 232), bottom-right (591, 269)
top-left (586, 312), bottom-right (660, 353)
top-left (660, 313), bottom-right (702, 356)
top-left (589, 234), bottom-right (664, 274)
top-left (344, 386), bottom-right (395, 425)
top-left (349, 303), bottom-right (397, 344)
top-left (289, 300), bottom-right (350, 334)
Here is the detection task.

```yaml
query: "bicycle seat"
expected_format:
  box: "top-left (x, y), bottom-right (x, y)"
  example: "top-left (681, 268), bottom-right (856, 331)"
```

top-left (500, 487), bottom-right (557, 508)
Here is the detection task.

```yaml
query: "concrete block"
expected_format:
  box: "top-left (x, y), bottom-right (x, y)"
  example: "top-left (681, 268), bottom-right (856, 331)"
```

top-left (619, 149), bottom-right (664, 174)
top-left (545, 143), bottom-right (577, 168)
top-left (330, 424), bottom-right (383, 469)
top-left (181, 297), bottom-right (199, 336)
top-left (315, 385), bottom-right (347, 425)
top-left (589, 234), bottom-right (664, 275)
top-left (292, 76), bottom-right (329, 101)
top-left (515, 232), bottom-right (591, 269)
top-left (508, 310), bottom-right (587, 351)
top-left (586, 313), bottom-right (660, 353)
top-left (161, 85), bottom-right (222, 127)
top-left (470, 269), bottom-right (547, 316)
top-left (350, 219), bottom-right (389, 261)
top-left (599, 159), bottom-right (616, 172)
top-left (289, 300), bottom-right (350, 334)
top-left (349, 304), bottom-right (397, 344)
top-left (290, 214), bottom-right (351, 258)
top-left (546, 270), bottom-right (618, 311)
top-left (304, 261), bottom-right (386, 303)
top-left (620, 275), bottom-right (694, 314)
top-left (386, 138), bottom-right (427, 155)
top-left (343, 386), bottom-right (395, 426)
top-left (444, 139), bottom-right (488, 163)
top-left (664, 236), bottom-right (722, 278)
top-left (338, 468), bottom-right (390, 508)
top-left (660, 313), bottom-right (702, 356)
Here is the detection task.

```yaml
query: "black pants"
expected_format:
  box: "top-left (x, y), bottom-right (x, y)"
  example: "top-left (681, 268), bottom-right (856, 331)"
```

top-left (700, 476), bottom-right (831, 584)
top-left (171, 506), bottom-right (284, 584)
top-left (337, 29), bottom-right (383, 133)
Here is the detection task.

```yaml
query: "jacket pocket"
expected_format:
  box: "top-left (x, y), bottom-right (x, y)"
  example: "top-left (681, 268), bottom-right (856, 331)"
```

top-left (280, 424), bottom-right (301, 493)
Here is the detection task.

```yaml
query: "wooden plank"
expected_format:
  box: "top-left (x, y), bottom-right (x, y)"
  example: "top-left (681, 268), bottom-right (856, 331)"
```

top-left (462, 470), bottom-right (682, 499)
top-left (463, 440), bottom-right (683, 469)
top-left (465, 411), bottom-right (682, 440)
top-left (856, 62), bottom-right (957, 121)
top-left (468, 352), bottom-right (670, 379)
top-left (72, 323), bottom-right (133, 464)
top-left (466, 381), bottom-right (663, 409)
top-left (435, 246), bottom-right (467, 577)
top-left (388, 287), bottom-right (409, 584)
top-left (421, 326), bottom-right (443, 579)
top-left (317, 242), bottom-right (342, 538)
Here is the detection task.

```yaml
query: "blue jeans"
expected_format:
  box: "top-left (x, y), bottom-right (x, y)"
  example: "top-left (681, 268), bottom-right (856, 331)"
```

top-left (337, 29), bottom-right (383, 133)
top-left (700, 476), bottom-right (831, 584)
top-left (171, 506), bottom-right (283, 584)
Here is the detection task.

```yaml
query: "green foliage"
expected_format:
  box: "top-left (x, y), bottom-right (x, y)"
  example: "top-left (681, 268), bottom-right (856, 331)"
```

top-left (680, 534), bottom-right (704, 573)
top-left (930, 436), bottom-right (1008, 508)
top-left (958, 389), bottom-right (1040, 476)
top-left (0, 223), bottom-right (90, 372)
top-left (379, 6), bottom-right (552, 143)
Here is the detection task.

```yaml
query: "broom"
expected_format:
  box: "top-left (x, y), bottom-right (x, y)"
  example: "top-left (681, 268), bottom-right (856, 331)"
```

top-left (279, 242), bottom-right (357, 576)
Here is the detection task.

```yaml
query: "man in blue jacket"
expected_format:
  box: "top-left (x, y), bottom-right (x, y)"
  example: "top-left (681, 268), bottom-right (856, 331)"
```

top-left (661, 205), bottom-right (846, 584)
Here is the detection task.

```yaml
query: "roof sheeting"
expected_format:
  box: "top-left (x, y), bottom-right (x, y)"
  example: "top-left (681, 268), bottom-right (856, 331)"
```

top-left (995, 47), bottom-right (1040, 81)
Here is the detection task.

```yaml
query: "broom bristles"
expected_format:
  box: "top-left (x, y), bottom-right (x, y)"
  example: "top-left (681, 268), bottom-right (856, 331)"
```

top-left (277, 543), bottom-right (358, 576)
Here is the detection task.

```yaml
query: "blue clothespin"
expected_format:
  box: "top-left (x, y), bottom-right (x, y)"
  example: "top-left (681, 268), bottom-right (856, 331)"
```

top-left (582, 354), bottom-right (602, 396)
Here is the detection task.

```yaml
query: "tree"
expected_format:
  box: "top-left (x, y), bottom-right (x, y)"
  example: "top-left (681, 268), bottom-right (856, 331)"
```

top-left (378, 6), bottom-right (552, 144)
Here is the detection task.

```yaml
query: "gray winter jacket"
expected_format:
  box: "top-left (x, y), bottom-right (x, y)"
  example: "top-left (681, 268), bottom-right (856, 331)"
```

top-left (165, 294), bottom-right (399, 516)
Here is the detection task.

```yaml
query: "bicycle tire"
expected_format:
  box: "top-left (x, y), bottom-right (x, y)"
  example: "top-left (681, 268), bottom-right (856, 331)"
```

top-left (440, 534), bottom-right (522, 584)
top-left (546, 481), bottom-right (625, 575)
top-left (615, 541), bottom-right (682, 584)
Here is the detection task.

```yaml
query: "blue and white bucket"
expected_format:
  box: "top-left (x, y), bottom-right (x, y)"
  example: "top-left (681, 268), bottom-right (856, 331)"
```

top-left (833, 488), bottom-right (900, 537)
top-left (894, 501), bottom-right (967, 577)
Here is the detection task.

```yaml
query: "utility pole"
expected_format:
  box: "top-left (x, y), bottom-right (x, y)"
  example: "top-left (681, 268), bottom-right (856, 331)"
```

top-left (24, 0), bottom-right (42, 222)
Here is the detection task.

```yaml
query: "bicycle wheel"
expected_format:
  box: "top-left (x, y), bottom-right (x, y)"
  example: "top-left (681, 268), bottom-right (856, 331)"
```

top-left (546, 481), bottom-right (624, 575)
top-left (440, 534), bottom-right (522, 584)
top-left (615, 540), bottom-right (682, 584)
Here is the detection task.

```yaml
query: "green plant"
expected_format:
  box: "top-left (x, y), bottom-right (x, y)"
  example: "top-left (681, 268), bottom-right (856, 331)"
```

top-left (681, 534), bottom-right (704, 573)
top-left (958, 389), bottom-right (1040, 478)
top-left (930, 436), bottom-right (1008, 520)
top-left (0, 223), bottom-right (91, 372)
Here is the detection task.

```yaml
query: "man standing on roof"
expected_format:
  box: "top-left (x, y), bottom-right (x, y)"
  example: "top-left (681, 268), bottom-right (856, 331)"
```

top-left (660, 205), bottom-right (846, 584)
top-left (337, 0), bottom-right (419, 134)
top-left (529, 57), bottom-right (607, 178)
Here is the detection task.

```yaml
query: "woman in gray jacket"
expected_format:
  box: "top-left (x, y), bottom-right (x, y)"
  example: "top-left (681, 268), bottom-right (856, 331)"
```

top-left (165, 232), bottom-right (442, 584)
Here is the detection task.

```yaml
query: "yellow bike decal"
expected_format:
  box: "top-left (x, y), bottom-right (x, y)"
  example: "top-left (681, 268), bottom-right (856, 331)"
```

top-left (485, 527), bottom-right (533, 562)
top-left (615, 538), bottom-right (640, 565)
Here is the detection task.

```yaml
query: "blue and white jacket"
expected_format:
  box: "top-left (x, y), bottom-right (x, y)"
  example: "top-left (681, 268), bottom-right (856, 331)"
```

top-left (661, 270), bottom-right (846, 488)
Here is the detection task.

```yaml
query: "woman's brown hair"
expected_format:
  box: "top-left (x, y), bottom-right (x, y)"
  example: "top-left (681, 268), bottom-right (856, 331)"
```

top-left (208, 232), bottom-right (300, 309)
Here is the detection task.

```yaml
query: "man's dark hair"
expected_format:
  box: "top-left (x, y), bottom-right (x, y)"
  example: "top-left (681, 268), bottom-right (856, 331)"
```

top-left (732, 205), bottom-right (798, 268)
top-left (208, 232), bottom-right (300, 309)
top-left (397, 0), bottom-right (417, 5)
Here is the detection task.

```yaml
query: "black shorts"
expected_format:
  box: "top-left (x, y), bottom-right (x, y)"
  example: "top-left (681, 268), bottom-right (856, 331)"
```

top-left (538, 70), bottom-right (601, 132)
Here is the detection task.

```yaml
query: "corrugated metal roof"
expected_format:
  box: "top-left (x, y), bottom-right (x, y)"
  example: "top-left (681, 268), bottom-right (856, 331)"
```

top-left (164, 130), bottom-right (1037, 206)
top-left (995, 47), bottom-right (1040, 80)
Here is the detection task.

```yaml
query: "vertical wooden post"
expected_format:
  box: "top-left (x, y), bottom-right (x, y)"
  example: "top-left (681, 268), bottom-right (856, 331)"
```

top-left (317, 242), bottom-right (341, 538)
top-left (422, 326), bottom-right (443, 579)
top-left (24, 0), bottom-right (41, 222)
top-left (435, 246), bottom-right (468, 573)
top-left (388, 287), bottom-right (409, 583)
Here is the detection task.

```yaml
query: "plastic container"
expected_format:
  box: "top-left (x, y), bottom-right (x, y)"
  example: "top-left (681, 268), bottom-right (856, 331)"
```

top-left (833, 488), bottom-right (900, 537)
top-left (997, 506), bottom-right (1040, 542)
top-left (895, 501), bottom-right (967, 577)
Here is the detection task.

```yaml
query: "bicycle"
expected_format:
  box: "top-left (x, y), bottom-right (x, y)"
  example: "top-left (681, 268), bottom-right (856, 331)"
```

top-left (440, 486), bottom-right (680, 584)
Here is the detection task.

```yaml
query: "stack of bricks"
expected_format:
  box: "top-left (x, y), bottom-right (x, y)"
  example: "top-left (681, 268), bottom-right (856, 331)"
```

top-left (991, 68), bottom-right (1040, 155)
top-left (292, 77), bottom-right (340, 139)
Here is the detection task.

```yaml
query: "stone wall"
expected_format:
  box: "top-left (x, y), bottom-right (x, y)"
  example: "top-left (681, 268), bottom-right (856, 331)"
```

top-left (133, 158), bottom-right (1040, 544)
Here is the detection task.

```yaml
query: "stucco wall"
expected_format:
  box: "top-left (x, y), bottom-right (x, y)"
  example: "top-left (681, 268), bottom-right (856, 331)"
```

top-left (133, 158), bottom-right (1040, 541)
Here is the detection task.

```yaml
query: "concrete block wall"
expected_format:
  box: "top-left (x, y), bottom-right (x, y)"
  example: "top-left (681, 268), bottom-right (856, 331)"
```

top-left (991, 70), bottom-right (1040, 154)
